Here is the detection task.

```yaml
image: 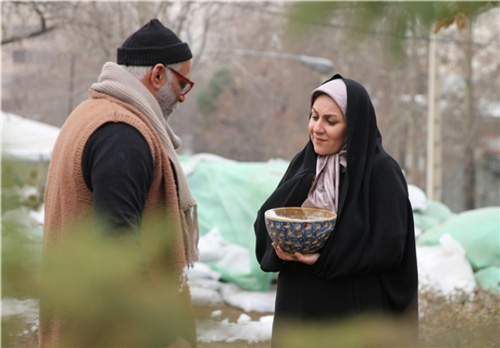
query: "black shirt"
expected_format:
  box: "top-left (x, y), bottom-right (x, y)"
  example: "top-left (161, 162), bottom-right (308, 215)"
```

top-left (82, 122), bottom-right (154, 238)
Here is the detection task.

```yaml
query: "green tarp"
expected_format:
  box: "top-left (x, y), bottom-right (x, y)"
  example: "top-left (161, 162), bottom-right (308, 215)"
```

top-left (474, 267), bottom-right (500, 293)
top-left (417, 206), bottom-right (500, 293)
top-left (180, 155), bottom-right (288, 291)
top-left (413, 200), bottom-right (454, 232)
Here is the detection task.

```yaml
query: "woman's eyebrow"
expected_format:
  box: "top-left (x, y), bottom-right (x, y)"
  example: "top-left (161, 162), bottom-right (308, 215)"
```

top-left (311, 107), bottom-right (341, 119)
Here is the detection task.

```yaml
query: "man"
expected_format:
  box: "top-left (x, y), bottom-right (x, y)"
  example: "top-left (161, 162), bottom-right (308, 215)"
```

top-left (39, 19), bottom-right (199, 348)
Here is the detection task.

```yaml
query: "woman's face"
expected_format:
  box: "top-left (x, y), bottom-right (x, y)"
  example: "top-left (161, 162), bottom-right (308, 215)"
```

top-left (308, 94), bottom-right (347, 156)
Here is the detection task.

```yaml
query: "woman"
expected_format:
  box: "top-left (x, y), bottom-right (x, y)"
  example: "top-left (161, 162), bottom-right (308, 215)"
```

top-left (254, 75), bottom-right (418, 345)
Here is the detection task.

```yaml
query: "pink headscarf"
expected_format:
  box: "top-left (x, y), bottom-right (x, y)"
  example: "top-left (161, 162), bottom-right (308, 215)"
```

top-left (302, 79), bottom-right (348, 214)
top-left (310, 79), bottom-right (347, 117)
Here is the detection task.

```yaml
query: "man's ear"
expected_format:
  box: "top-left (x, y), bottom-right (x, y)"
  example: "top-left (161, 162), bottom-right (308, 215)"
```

top-left (149, 64), bottom-right (166, 90)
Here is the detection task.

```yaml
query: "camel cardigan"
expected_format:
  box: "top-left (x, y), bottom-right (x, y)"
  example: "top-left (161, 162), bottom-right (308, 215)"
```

top-left (39, 90), bottom-right (196, 347)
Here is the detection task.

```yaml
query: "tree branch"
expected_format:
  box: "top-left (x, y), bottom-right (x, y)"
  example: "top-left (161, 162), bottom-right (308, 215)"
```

top-left (2, 1), bottom-right (57, 45)
top-left (1, 25), bottom-right (56, 45)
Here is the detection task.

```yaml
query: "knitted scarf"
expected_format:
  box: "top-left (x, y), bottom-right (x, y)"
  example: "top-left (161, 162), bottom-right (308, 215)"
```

top-left (91, 62), bottom-right (199, 266)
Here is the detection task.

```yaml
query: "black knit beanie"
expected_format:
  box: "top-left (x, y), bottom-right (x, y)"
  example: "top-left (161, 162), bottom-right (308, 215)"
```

top-left (117, 18), bottom-right (192, 66)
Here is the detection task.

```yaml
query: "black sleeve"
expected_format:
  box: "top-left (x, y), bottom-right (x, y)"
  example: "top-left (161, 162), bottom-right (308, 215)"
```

top-left (254, 142), bottom-right (316, 272)
top-left (82, 122), bottom-right (154, 239)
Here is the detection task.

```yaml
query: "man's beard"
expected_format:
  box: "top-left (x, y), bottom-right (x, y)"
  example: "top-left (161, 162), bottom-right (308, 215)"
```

top-left (156, 83), bottom-right (178, 119)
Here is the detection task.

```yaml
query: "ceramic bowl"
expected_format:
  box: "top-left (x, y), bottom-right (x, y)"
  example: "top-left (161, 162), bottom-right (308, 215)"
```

top-left (264, 207), bottom-right (337, 254)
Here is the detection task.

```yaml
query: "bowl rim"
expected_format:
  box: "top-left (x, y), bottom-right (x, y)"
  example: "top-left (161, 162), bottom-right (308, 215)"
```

top-left (264, 207), bottom-right (337, 223)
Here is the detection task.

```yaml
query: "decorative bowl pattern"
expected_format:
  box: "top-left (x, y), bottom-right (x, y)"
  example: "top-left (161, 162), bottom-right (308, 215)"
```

top-left (264, 207), bottom-right (337, 254)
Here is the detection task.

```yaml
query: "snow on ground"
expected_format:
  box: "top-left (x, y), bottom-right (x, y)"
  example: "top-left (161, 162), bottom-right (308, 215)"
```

top-left (188, 261), bottom-right (276, 343)
top-left (196, 313), bottom-right (273, 344)
top-left (1, 297), bottom-right (39, 323)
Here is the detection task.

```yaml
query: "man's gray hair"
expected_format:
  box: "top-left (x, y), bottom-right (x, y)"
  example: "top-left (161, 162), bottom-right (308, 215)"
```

top-left (122, 63), bottom-right (181, 81)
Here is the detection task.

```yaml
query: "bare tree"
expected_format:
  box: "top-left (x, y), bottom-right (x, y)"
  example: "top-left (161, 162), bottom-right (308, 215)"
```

top-left (2, 1), bottom-right (498, 211)
top-left (1, 1), bottom-right (219, 125)
top-left (1, 1), bottom-right (56, 45)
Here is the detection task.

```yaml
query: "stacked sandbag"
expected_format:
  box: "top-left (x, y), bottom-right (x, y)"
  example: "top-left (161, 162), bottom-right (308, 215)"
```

top-left (417, 207), bottom-right (500, 294)
top-left (408, 185), bottom-right (455, 238)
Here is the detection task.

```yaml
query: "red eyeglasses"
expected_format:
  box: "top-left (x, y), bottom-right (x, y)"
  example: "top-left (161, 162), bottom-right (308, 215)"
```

top-left (168, 67), bottom-right (194, 96)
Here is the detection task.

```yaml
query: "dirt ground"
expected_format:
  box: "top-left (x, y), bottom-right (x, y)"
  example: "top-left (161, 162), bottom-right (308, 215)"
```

top-left (2, 304), bottom-right (272, 348)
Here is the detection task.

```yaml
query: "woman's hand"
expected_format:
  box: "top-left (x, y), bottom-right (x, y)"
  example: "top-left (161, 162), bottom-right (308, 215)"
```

top-left (272, 243), bottom-right (320, 265)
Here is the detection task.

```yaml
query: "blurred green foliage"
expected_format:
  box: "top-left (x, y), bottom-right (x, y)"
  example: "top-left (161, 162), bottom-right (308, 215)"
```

top-left (2, 159), bottom-right (45, 298)
top-left (288, 1), bottom-right (499, 59)
top-left (37, 232), bottom-right (188, 346)
top-left (2, 212), bottom-right (195, 346)
top-left (196, 67), bottom-right (234, 116)
top-left (273, 314), bottom-right (419, 347)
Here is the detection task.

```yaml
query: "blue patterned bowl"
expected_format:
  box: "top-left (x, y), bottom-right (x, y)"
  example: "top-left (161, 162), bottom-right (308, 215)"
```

top-left (264, 207), bottom-right (337, 254)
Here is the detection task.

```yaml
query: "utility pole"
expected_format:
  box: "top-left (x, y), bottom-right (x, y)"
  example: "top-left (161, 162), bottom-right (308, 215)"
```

top-left (463, 22), bottom-right (476, 210)
top-left (426, 33), bottom-right (443, 202)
